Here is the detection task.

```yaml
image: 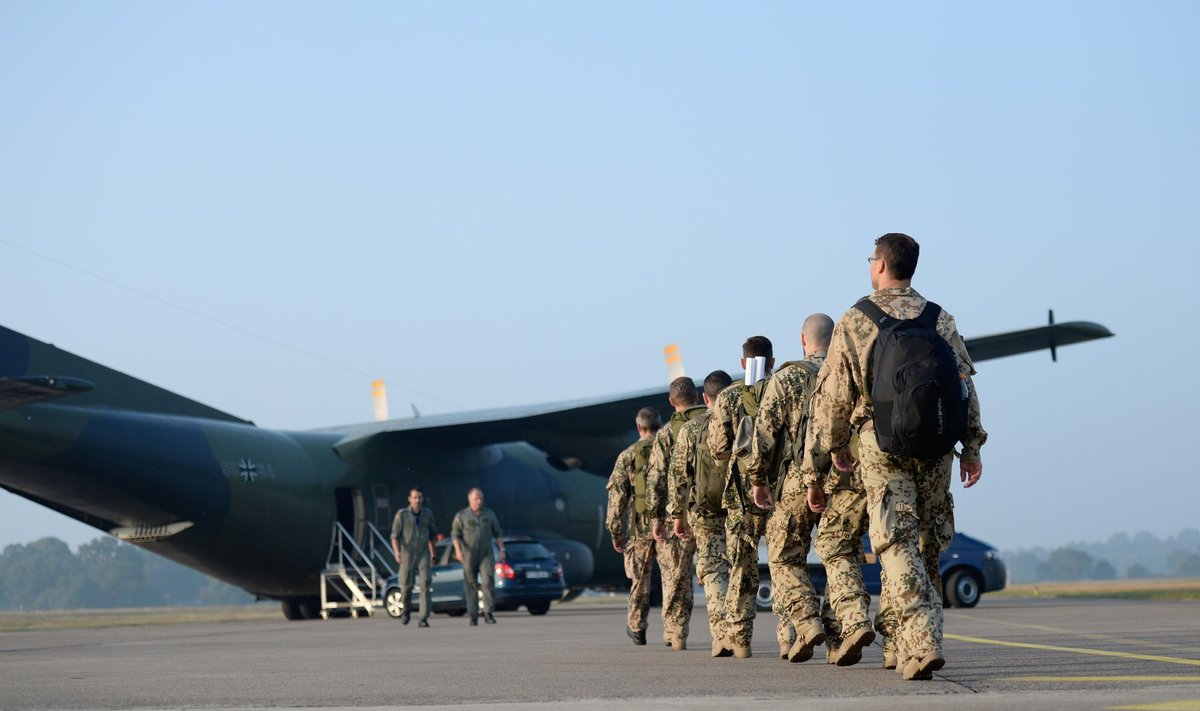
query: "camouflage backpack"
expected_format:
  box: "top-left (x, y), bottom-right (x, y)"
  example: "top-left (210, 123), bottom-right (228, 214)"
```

top-left (690, 411), bottom-right (725, 514)
top-left (733, 361), bottom-right (821, 498)
top-left (631, 438), bottom-right (653, 515)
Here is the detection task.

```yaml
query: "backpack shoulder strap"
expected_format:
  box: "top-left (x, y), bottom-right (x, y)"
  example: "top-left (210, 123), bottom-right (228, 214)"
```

top-left (853, 297), bottom-right (897, 329)
top-left (915, 301), bottom-right (942, 328)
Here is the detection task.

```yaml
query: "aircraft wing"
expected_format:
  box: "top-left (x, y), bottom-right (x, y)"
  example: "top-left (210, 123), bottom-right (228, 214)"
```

top-left (332, 313), bottom-right (1112, 474)
top-left (329, 386), bottom-right (672, 476)
top-left (964, 319), bottom-right (1114, 363)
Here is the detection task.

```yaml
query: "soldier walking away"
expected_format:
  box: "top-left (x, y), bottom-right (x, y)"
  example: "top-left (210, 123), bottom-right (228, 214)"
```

top-left (667, 370), bottom-right (735, 658)
top-left (390, 487), bottom-right (438, 627)
top-left (646, 377), bottom-right (704, 651)
top-left (801, 432), bottom-right (873, 666)
top-left (707, 336), bottom-right (780, 659)
top-left (451, 488), bottom-right (507, 626)
top-left (606, 407), bottom-right (664, 646)
top-left (802, 233), bottom-right (986, 680)
top-left (745, 315), bottom-right (834, 664)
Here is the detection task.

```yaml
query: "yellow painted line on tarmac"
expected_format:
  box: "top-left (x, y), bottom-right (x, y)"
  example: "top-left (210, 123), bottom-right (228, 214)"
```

top-left (1110, 700), bottom-right (1200, 711)
top-left (958, 616), bottom-right (1200, 655)
top-left (1002, 676), bottom-right (1200, 683)
top-left (945, 633), bottom-right (1200, 667)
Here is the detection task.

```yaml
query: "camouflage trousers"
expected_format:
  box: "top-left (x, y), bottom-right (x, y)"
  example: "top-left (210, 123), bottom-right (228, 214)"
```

top-left (622, 537), bottom-right (656, 633)
top-left (723, 507), bottom-right (769, 648)
top-left (659, 532), bottom-right (698, 643)
top-left (874, 447), bottom-right (954, 646)
top-left (768, 472), bottom-right (822, 647)
top-left (858, 429), bottom-right (947, 660)
top-left (814, 485), bottom-right (871, 648)
top-left (688, 510), bottom-right (730, 643)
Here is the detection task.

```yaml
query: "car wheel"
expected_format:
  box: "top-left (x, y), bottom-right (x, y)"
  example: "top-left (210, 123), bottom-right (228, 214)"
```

top-left (945, 569), bottom-right (982, 608)
top-left (384, 588), bottom-right (406, 619)
top-left (527, 602), bottom-right (550, 615)
top-left (755, 576), bottom-right (773, 612)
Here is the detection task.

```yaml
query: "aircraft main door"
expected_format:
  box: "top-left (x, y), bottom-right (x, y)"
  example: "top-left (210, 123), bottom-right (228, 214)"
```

top-left (334, 487), bottom-right (366, 546)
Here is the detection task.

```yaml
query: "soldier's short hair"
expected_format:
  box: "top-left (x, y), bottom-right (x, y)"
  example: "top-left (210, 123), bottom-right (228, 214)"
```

top-left (875, 233), bottom-right (920, 280)
top-left (668, 376), bottom-right (700, 407)
top-left (409, 487), bottom-right (423, 497)
top-left (802, 313), bottom-right (835, 351)
top-left (635, 406), bottom-right (662, 432)
top-left (742, 336), bottom-right (773, 359)
top-left (703, 370), bottom-right (733, 400)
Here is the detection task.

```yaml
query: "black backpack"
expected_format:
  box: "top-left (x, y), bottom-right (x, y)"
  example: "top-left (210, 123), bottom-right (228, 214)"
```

top-left (854, 299), bottom-right (967, 459)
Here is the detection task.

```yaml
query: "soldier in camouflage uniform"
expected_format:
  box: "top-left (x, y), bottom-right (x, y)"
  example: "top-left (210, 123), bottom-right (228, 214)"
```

top-left (606, 407), bottom-right (664, 646)
top-left (872, 446), bottom-right (956, 669)
top-left (707, 336), bottom-right (777, 659)
top-left (667, 370), bottom-right (735, 658)
top-left (802, 233), bottom-right (986, 681)
top-left (745, 315), bottom-right (834, 663)
top-left (801, 434), bottom-right (874, 667)
top-left (646, 377), bottom-right (703, 650)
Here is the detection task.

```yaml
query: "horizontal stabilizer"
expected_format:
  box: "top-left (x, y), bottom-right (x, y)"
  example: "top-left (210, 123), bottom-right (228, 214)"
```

top-left (965, 321), bottom-right (1113, 362)
top-left (0, 375), bottom-right (94, 412)
top-left (0, 324), bottom-right (251, 424)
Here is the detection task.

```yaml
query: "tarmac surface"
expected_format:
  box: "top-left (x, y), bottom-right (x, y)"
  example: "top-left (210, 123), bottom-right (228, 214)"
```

top-left (1, 597), bottom-right (1198, 710)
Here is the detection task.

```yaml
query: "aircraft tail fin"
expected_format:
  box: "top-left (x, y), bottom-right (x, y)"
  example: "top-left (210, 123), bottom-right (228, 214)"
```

top-left (0, 324), bottom-right (251, 424)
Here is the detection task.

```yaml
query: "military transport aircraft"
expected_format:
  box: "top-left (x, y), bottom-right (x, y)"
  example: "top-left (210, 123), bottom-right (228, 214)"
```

top-left (0, 313), bottom-right (1111, 619)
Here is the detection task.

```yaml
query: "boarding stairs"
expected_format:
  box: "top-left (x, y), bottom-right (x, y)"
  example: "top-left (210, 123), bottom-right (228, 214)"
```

top-left (318, 522), bottom-right (398, 619)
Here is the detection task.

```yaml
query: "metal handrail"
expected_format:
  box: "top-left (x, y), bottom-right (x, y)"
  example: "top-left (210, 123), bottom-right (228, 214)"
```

top-left (330, 522), bottom-right (377, 604)
top-left (365, 522), bottom-right (397, 580)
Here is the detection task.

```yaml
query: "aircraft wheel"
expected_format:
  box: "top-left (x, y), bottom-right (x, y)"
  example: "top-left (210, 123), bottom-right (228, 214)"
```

top-left (281, 600), bottom-right (304, 621)
top-left (945, 569), bottom-right (982, 608)
top-left (296, 598), bottom-right (322, 620)
top-left (526, 602), bottom-right (550, 616)
top-left (755, 577), bottom-right (773, 612)
top-left (560, 587), bottom-right (584, 603)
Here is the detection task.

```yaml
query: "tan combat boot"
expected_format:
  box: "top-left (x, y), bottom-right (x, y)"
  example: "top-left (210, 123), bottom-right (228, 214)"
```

top-left (830, 627), bottom-right (876, 667)
top-left (732, 644), bottom-right (752, 658)
top-left (786, 619), bottom-right (826, 663)
top-left (901, 651), bottom-right (945, 681)
top-left (670, 638), bottom-right (687, 651)
top-left (881, 637), bottom-right (899, 669)
top-left (711, 634), bottom-right (733, 657)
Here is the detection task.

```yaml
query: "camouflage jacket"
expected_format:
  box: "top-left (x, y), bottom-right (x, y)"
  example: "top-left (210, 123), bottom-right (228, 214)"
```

top-left (743, 352), bottom-right (826, 488)
top-left (606, 437), bottom-right (655, 541)
top-left (800, 287), bottom-right (987, 488)
top-left (646, 406), bottom-right (706, 521)
top-left (708, 382), bottom-right (770, 515)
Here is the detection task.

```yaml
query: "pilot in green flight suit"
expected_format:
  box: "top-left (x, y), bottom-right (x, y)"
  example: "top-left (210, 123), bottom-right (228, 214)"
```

top-left (391, 487), bottom-right (438, 627)
top-left (450, 487), bottom-right (506, 625)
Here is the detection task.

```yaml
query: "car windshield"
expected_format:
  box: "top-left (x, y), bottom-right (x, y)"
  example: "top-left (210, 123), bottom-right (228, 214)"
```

top-left (504, 542), bottom-right (553, 562)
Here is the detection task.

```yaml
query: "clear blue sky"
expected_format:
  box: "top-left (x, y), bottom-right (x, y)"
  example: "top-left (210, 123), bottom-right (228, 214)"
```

top-left (1, 2), bottom-right (1197, 554)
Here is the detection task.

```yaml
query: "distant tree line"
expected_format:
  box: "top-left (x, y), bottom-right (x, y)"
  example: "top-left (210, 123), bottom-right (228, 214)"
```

top-left (0, 537), bottom-right (253, 611)
top-left (1004, 529), bottom-right (1200, 583)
